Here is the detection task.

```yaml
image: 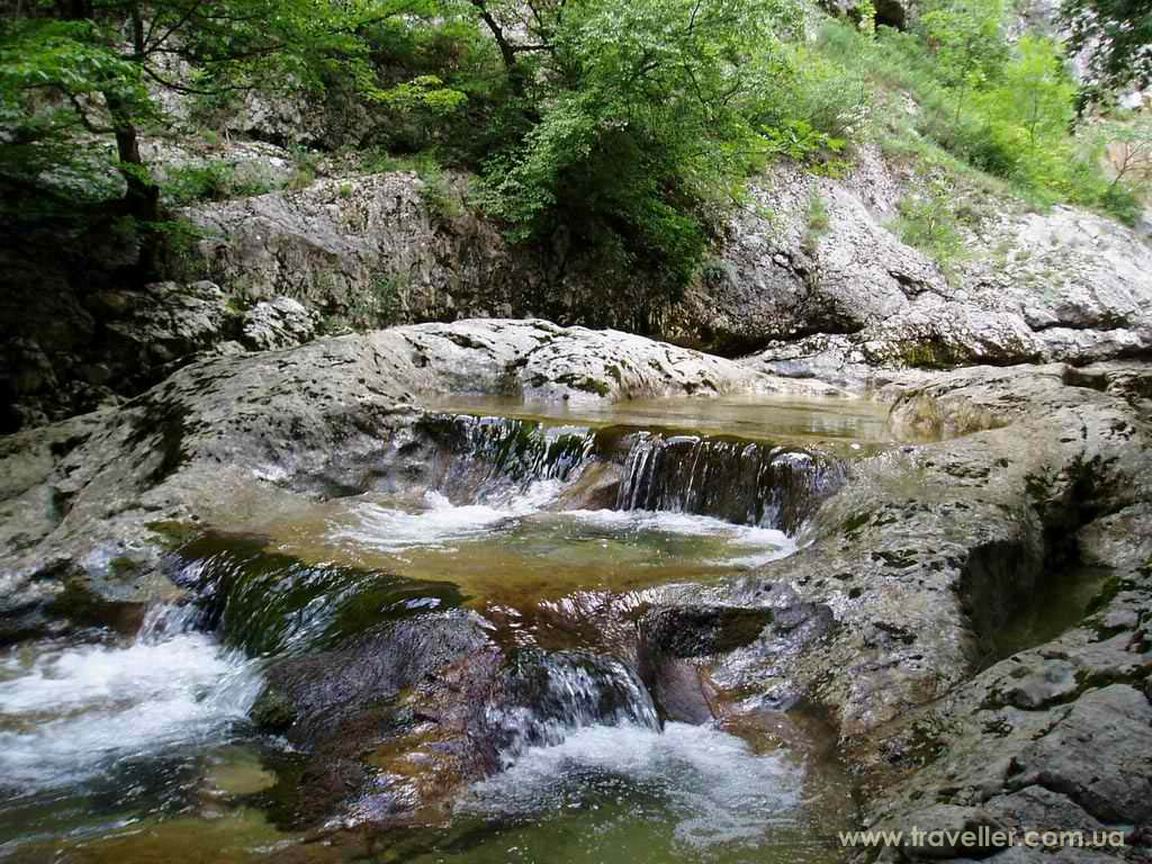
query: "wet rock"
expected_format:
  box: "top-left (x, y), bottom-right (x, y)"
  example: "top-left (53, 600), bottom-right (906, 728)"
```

top-left (645, 658), bottom-right (718, 724)
top-left (254, 611), bottom-right (491, 746)
top-left (647, 362), bottom-right (1152, 851)
top-left (898, 803), bottom-right (1010, 859)
top-left (249, 610), bottom-right (666, 825)
top-left (989, 659), bottom-right (1080, 710)
top-left (1004, 684), bottom-right (1152, 824)
top-left (640, 605), bottom-right (777, 658)
top-left (982, 786), bottom-right (1106, 838)
top-left (0, 321), bottom-right (802, 640)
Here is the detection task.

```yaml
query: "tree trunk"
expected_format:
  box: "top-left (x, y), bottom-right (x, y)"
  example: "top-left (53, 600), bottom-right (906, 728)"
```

top-left (104, 92), bottom-right (160, 225)
top-left (469, 0), bottom-right (527, 96)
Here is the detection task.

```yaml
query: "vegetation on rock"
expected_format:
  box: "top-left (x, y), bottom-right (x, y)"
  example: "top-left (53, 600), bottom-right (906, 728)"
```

top-left (1, 0), bottom-right (1148, 320)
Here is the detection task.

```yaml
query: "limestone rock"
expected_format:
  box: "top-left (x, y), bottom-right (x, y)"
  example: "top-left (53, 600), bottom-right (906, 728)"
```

top-left (240, 296), bottom-right (318, 351)
top-left (0, 320), bottom-right (803, 634)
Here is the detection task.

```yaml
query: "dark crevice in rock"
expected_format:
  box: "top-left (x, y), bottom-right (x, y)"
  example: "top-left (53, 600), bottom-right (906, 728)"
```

top-left (962, 457), bottom-right (1122, 669)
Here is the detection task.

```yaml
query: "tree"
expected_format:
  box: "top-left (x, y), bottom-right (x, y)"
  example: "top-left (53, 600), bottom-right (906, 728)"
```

top-left (0, 0), bottom-right (462, 226)
top-left (1061, 0), bottom-right (1152, 97)
top-left (470, 0), bottom-right (801, 320)
top-left (920, 0), bottom-right (1006, 124)
top-left (1095, 113), bottom-right (1152, 194)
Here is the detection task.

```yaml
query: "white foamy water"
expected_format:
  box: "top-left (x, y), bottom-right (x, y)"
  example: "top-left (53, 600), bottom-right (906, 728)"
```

top-left (460, 721), bottom-right (805, 849)
top-left (0, 631), bottom-right (261, 793)
top-left (335, 483), bottom-right (565, 550)
top-left (565, 508), bottom-right (797, 567)
top-left (336, 489), bottom-right (796, 569)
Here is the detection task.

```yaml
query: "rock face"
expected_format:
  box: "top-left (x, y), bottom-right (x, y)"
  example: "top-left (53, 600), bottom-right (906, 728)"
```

top-left (5, 141), bottom-right (1149, 432)
top-left (182, 149), bottom-right (1152, 383)
top-left (239, 296), bottom-right (318, 351)
top-left (184, 172), bottom-right (535, 326)
top-left (677, 149), bottom-right (1152, 379)
top-left (654, 361), bottom-right (1152, 860)
top-left (0, 319), bottom-right (799, 638)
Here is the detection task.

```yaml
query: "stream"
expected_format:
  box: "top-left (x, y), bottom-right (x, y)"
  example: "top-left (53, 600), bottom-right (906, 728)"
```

top-left (0, 394), bottom-right (893, 863)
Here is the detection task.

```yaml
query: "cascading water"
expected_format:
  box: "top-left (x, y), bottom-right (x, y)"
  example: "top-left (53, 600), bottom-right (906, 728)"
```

top-left (486, 650), bottom-right (661, 767)
top-left (0, 605), bottom-right (260, 793)
top-left (424, 413), bottom-right (845, 534)
top-left (615, 432), bottom-right (845, 533)
top-left (0, 401), bottom-right (865, 861)
top-left (424, 414), bottom-right (600, 502)
top-left (0, 602), bottom-right (263, 853)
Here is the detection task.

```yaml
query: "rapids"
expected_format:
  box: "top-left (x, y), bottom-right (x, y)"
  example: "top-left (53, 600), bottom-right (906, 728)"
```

top-left (0, 396), bottom-right (884, 862)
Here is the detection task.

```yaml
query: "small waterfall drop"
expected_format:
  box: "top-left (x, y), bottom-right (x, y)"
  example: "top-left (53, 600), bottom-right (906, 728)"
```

top-left (487, 650), bottom-right (661, 767)
top-left (0, 601), bottom-right (261, 795)
top-left (427, 413), bottom-right (845, 535)
top-left (427, 414), bottom-right (599, 502)
top-left (615, 433), bottom-right (844, 533)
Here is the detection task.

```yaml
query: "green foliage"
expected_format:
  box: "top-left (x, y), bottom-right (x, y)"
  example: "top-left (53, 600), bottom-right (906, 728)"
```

top-left (761, 120), bottom-right (846, 163)
top-left (893, 176), bottom-right (967, 274)
top-left (801, 190), bottom-right (831, 254)
top-left (1061, 0), bottom-right (1152, 95)
top-left (813, 16), bottom-right (1145, 223)
top-left (475, 0), bottom-right (802, 309)
top-left (286, 148), bottom-right (321, 190)
top-left (3, 0), bottom-right (1147, 323)
top-left (160, 161), bottom-right (276, 206)
top-left (0, 18), bottom-right (141, 198)
top-left (417, 165), bottom-right (466, 222)
top-left (0, 0), bottom-right (468, 210)
top-left (920, 0), bottom-right (1007, 120)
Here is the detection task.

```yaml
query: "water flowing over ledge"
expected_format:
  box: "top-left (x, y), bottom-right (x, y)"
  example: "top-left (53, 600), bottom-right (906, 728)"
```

top-left (0, 394), bottom-right (879, 861)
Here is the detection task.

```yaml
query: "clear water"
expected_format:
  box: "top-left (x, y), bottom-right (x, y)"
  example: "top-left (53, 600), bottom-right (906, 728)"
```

top-left (0, 397), bottom-right (883, 862)
top-left (326, 489), bottom-right (797, 603)
top-left (429, 393), bottom-right (903, 452)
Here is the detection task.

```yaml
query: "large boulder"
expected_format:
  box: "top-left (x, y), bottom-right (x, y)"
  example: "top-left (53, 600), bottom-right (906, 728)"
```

top-left (648, 361), bottom-right (1152, 858)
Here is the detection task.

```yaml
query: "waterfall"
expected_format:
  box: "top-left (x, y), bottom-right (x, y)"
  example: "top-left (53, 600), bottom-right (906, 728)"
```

top-left (615, 433), bottom-right (844, 533)
top-left (424, 413), bottom-right (845, 534)
top-left (167, 534), bottom-right (463, 657)
top-left (425, 414), bottom-right (599, 501)
top-left (0, 600), bottom-right (261, 794)
top-left (486, 650), bottom-right (661, 767)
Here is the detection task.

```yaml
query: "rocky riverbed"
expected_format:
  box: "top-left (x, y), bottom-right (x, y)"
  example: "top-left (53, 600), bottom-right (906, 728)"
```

top-left (0, 320), bottom-right (1149, 862)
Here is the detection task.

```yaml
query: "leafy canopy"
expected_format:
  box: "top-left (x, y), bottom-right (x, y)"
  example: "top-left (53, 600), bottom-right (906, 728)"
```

top-left (0, 0), bottom-right (465, 206)
top-left (1061, 0), bottom-right (1152, 96)
top-left (475, 0), bottom-right (802, 317)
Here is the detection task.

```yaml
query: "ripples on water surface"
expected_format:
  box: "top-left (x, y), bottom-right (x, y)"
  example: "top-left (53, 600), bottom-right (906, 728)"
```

top-left (0, 396), bottom-right (875, 861)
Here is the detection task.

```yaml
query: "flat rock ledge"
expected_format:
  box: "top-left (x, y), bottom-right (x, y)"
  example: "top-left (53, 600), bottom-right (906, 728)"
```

top-left (654, 361), bottom-right (1152, 862)
top-left (0, 319), bottom-right (828, 639)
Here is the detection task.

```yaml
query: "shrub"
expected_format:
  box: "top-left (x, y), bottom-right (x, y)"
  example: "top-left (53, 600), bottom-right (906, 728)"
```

top-left (893, 176), bottom-right (967, 272)
top-left (160, 161), bottom-right (274, 206)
